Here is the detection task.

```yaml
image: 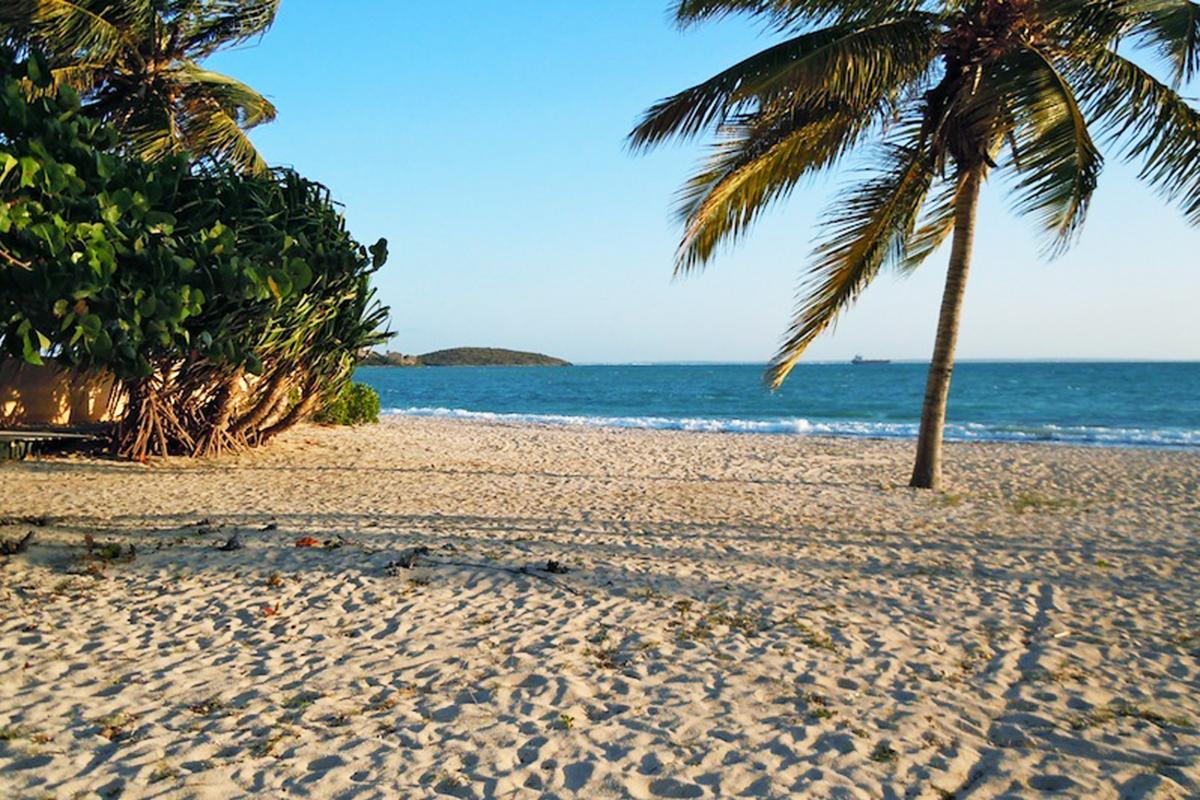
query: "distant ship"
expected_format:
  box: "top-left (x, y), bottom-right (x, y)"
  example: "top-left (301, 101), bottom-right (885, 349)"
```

top-left (851, 355), bottom-right (891, 365)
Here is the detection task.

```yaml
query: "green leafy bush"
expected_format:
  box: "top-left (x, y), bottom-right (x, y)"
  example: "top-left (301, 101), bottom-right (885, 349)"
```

top-left (313, 382), bottom-right (381, 426)
top-left (0, 51), bottom-right (390, 458)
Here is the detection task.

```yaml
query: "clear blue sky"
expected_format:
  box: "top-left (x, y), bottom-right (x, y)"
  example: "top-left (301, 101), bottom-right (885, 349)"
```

top-left (208, 2), bottom-right (1200, 364)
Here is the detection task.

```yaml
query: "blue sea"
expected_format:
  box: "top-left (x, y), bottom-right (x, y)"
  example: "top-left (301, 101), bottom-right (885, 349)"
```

top-left (355, 362), bottom-right (1200, 449)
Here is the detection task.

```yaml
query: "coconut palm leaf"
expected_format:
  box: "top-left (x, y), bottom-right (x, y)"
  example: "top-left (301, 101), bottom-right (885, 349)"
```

top-left (47, 62), bottom-right (107, 94)
top-left (768, 136), bottom-right (936, 386)
top-left (1, 0), bottom-right (278, 174)
top-left (179, 101), bottom-right (269, 175)
top-left (1137, 0), bottom-right (1200, 86)
top-left (9, 0), bottom-right (134, 63)
top-left (181, 0), bottom-right (279, 58)
top-left (175, 63), bottom-right (277, 127)
top-left (1065, 47), bottom-right (1200, 223)
top-left (675, 101), bottom-right (893, 272)
top-left (629, 15), bottom-right (940, 150)
top-left (1001, 47), bottom-right (1102, 248)
top-left (897, 169), bottom-right (963, 273)
top-left (672, 0), bottom-right (927, 29)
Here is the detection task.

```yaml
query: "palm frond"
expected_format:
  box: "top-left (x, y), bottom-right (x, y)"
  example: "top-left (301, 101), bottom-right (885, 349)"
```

top-left (1039, 0), bottom-right (1141, 47)
top-left (123, 110), bottom-right (185, 162)
top-left (174, 62), bottom-right (277, 128)
top-left (11, 0), bottom-right (135, 64)
top-left (181, 0), bottom-right (279, 58)
top-left (674, 99), bottom-right (893, 272)
top-left (180, 99), bottom-right (269, 176)
top-left (898, 168), bottom-right (963, 273)
top-left (628, 15), bottom-right (940, 151)
top-left (671, 0), bottom-right (926, 30)
top-left (1065, 47), bottom-right (1200, 223)
top-left (1136, 0), bottom-right (1200, 86)
top-left (768, 134), bottom-right (936, 386)
top-left (1001, 47), bottom-right (1102, 250)
top-left (47, 62), bottom-right (107, 95)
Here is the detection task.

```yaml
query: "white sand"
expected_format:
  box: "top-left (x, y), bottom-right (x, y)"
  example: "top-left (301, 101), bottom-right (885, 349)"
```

top-left (1, 418), bottom-right (1198, 798)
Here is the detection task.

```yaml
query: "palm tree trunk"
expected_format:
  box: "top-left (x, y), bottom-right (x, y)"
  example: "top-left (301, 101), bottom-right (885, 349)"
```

top-left (910, 165), bottom-right (985, 490)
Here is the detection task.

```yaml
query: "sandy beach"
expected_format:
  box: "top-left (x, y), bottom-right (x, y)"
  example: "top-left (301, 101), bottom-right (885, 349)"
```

top-left (1, 417), bottom-right (1198, 799)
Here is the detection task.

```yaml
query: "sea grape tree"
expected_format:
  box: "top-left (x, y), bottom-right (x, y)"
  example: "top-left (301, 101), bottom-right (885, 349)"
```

top-left (0, 52), bottom-right (390, 458)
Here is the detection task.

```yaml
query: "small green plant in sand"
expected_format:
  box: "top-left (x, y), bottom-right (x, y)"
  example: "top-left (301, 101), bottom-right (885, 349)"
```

top-left (584, 644), bottom-right (627, 670)
top-left (1027, 662), bottom-right (1084, 686)
top-left (313, 381), bottom-right (381, 426)
top-left (795, 623), bottom-right (838, 653)
top-left (669, 598), bottom-right (767, 643)
top-left (187, 696), bottom-right (227, 716)
top-left (250, 726), bottom-right (297, 758)
top-left (1009, 493), bottom-right (1077, 514)
top-left (149, 761), bottom-right (181, 784)
top-left (282, 691), bottom-right (322, 714)
top-left (0, 724), bottom-right (30, 741)
top-left (1069, 700), bottom-right (1193, 731)
top-left (556, 713), bottom-right (575, 731)
top-left (870, 741), bottom-right (899, 763)
top-left (80, 535), bottom-right (136, 567)
top-left (805, 693), bottom-right (835, 721)
top-left (702, 603), bottom-right (764, 637)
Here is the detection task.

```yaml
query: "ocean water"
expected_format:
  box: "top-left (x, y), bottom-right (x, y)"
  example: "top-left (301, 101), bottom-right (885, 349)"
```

top-left (355, 362), bottom-right (1200, 449)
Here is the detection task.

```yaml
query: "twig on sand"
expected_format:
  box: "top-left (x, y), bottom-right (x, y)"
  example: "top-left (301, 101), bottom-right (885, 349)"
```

top-left (0, 531), bottom-right (35, 556)
top-left (384, 548), bottom-right (581, 596)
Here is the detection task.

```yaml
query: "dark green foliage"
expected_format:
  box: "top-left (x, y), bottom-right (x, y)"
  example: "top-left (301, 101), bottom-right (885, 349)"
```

top-left (1, 0), bottom-right (279, 174)
top-left (360, 348), bottom-right (570, 367)
top-left (416, 348), bottom-right (569, 367)
top-left (0, 51), bottom-right (390, 458)
top-left (313, 381), bottom-right (381, 426)
top-left (384, 347), bottom-right (570, 367)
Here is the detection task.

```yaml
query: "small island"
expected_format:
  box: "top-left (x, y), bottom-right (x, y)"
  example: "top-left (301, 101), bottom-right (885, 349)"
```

top-left (361, 347), bottom-right (571, 368)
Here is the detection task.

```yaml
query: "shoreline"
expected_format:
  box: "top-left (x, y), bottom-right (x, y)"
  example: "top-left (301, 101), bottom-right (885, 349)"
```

top-left (2, 418), bottom-right (1197, 798)
top-left (379, 408), bottom-right (1200, 452)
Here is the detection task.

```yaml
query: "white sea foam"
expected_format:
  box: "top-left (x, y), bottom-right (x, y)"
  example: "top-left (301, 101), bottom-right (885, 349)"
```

top-left (383, 407), bottom-right (1200, 448)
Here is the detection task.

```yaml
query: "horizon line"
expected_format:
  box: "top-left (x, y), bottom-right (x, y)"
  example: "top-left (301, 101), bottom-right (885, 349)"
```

top-left (563, 358), bottom-right (1200, 366)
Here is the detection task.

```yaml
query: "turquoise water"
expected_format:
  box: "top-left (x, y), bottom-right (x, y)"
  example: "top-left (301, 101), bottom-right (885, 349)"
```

top-left (356, 362), bottom-right (1200, 448)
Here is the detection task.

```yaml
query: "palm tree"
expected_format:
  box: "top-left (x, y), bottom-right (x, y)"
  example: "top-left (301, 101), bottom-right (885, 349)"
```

top-left (630, 0), bottom-right (1200, 489)
top-left (1, 0), bottom-right (279, 175)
